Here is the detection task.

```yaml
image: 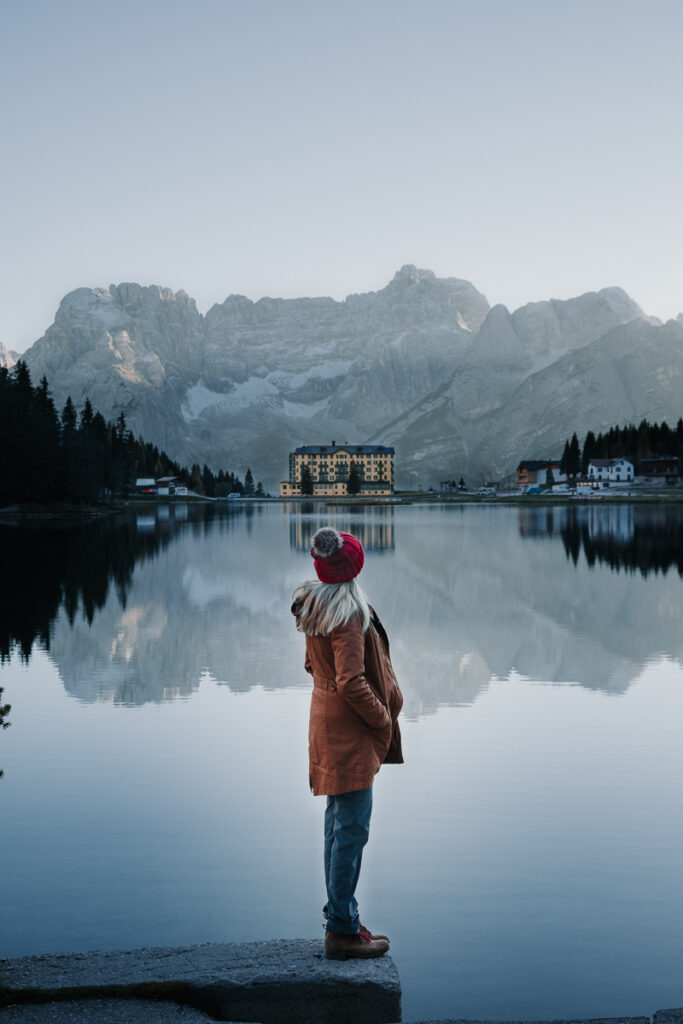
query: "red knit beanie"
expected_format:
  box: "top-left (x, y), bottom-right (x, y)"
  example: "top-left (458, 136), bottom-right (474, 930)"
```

top-left (311, 527), bottom-right (365, 583)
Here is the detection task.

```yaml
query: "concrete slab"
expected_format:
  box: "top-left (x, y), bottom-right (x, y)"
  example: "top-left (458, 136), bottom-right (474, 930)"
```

top-left (0, 939), bottom-right (401, 1024)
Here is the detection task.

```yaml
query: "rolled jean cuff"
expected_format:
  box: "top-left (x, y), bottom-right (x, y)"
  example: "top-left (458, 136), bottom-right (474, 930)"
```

top-left (326, 918), bottom-right (359, 936)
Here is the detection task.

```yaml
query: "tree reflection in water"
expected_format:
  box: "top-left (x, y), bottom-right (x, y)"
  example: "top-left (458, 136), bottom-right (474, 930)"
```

top-left (0, 504), bottom-right (251, 662)
top-left (1, 513), bottom-right (169, 662)
top-left (518, 503), bottom-right (683, 576)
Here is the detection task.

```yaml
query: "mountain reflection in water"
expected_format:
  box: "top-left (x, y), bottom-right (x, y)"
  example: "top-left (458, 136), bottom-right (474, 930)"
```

top-left (1, 503), bottom-right (683, 713)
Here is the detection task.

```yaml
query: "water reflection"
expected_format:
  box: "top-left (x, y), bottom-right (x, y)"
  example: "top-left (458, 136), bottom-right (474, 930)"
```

top-left (0, 508), bottom-right (183, 662)
top-left (0, 505), bottom-right (259, 700)
top-left (518, 504), bottom-right (683, 576)
top-left (2, 504), bottom-right (683, 713)
top-left (371, 505), bottom-right (683, 713)
top-left (287, 504), bottom-right (394, 553)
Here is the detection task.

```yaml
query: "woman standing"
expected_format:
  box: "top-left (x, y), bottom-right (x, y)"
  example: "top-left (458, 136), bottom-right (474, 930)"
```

top-left (292, 526), bottom-right (404, 960)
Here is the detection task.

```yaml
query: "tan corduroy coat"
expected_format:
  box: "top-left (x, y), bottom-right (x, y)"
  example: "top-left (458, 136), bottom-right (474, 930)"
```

top-left (300, 607), bottom-right (404, 796)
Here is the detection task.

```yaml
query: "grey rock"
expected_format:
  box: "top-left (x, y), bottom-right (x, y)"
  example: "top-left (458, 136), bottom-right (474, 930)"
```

top-left (654, 1011), bottom-right (683, 1024)
top-left (1, 998), bottom-right (220, 1023)
top-left (0, 939), bottom-right (400, 1024)
top-left (399, 1019), bottom-right (650, 1024)
top-left (0, 342), bottom-right (16, 369)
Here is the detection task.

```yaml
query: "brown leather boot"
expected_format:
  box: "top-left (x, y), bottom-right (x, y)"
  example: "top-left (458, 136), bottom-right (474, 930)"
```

top-left (359, 922), bottom-right (390, 944)
top-left (325, 928), bottom-right (389, 960)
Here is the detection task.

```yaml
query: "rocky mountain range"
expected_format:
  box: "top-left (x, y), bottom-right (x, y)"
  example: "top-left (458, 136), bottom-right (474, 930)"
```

top-left (16, 266), bottom-right (683, 489)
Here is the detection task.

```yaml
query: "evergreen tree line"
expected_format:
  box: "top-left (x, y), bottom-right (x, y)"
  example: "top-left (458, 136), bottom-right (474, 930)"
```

top-left (560, 418), bottom-right (683, 478)
top-left (0, 361), bottom-right (261, 505)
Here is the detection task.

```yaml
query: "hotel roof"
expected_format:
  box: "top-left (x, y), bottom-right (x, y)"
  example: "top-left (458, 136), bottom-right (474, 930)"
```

top-left (294, 444), bottom-right (394, 455)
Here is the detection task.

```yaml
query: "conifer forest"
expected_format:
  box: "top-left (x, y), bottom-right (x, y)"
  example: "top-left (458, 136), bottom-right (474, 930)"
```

top-left (0, 361), bottom-right (259, 505)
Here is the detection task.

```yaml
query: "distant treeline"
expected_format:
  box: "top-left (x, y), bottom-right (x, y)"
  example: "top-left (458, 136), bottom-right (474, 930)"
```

top-left (560, 418), bottom-right (683, 477)
top-left (0, 361), bottom-right (262, 505)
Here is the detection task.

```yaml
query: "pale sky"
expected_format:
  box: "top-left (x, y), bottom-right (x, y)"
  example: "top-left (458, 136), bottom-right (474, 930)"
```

top-left (2, 0), bottom-right (682, 353)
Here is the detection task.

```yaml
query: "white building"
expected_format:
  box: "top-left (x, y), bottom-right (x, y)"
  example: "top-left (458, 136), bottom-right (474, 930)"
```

top-left (587, 458), bottom-right (634, 484)
top-left (135, 477), bottom-right (156, 494)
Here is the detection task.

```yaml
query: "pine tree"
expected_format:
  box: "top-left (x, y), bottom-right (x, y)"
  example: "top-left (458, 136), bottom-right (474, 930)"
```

top-left (581, 430), bottom-right (597, 475)
top-left (33, 375), bottom-right (61, 501)
top-left (567, 433), bottom-right (581, 479)
top-left (347, 460), bottom-right (362, 496)
top-left (560, 439), bottom-right (570, 477)
top-left (190, 464), bottom-right (204, 494)
top-left (202, 464), bottom-right (215, 497)
top-left (244, 467), bottom-right (255, 495)
top-left (61, 396), bottom-right (77, 435)
top-left (80, 398), bottom-right (94, 430)
top-left (61, 397), bottom-right (79, 500)
top-left (300, 465), bottom-right (313, 495)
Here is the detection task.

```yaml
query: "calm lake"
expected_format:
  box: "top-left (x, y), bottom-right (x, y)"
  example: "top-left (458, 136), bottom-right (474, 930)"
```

top-left (2, 501), bottom-right (683, 1021)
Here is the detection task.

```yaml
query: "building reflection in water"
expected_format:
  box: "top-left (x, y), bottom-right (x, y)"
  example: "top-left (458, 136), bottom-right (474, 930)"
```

top-left (518, 503), bottom-right (683, 576)
top-left (285, 503), bottom-right (394, 554)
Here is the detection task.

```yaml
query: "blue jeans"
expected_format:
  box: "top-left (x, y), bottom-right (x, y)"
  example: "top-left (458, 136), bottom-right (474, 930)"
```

top-left (323, 786), bottom-right (373, 935)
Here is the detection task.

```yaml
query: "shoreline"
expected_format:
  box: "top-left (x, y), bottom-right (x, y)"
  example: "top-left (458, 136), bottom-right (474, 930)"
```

top-left (1, 488), bottom-right (682, 523)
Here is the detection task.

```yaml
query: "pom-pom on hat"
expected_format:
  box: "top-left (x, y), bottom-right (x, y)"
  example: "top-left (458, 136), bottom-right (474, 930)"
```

top-left (311, 527), bottom-right (365, 583)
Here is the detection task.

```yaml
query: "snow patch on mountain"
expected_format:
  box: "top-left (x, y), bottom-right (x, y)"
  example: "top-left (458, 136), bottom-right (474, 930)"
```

top-left (266, 360), bottom-right (352, 389)
top-left (182, 379), bottom-right (279, 420)
top-left (282, 397), bottom-right (330, 418)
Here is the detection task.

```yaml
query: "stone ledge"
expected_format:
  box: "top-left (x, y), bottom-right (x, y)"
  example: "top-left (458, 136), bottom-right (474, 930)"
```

top-left (1, 998), bottom-right (226, 1023)
top-left (0, 938), bottom-right (401, 1024)
top-left (400, 1018), bottom-right (652, 1024)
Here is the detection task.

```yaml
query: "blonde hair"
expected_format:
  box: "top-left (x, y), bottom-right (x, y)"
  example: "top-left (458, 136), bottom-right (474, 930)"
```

top-left (292, 578), bottom-right (371, 636)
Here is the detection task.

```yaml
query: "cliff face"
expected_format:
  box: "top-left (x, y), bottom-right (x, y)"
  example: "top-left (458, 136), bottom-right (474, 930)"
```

top-left (380, 314), bottom-right (683, 486)
top-left (0, 342), bottom-right (17, 368)
top-left (20, 267), bottom-right (678, 488)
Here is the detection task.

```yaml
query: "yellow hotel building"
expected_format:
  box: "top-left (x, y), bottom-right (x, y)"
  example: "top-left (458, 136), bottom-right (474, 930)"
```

top-left (280, 443), bottom-right (395, 497)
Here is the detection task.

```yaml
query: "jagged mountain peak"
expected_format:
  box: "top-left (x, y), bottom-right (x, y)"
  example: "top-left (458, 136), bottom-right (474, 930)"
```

top-left (595, 285), bottom-right (649, 317)
top-left (107, 282), bottom-right (192, 302)
top-left (390, 264), bottom-right (437, 285)
top-left (511, 285), bottom-right (646, 321)
top-left (53, 283), bottom-right (199, 324)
